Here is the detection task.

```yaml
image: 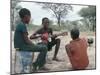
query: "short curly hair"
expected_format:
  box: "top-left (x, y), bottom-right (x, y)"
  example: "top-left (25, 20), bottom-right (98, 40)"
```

top-left (19, 8), bottom-right (31, 19)
top-left (42, 17), bottom-right (49, 23)
top-left (70, 28), bottom-right (80, 39)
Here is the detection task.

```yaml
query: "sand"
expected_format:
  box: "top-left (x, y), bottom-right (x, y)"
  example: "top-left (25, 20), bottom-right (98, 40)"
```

top-left (11, 31), bottom-right (96, 74)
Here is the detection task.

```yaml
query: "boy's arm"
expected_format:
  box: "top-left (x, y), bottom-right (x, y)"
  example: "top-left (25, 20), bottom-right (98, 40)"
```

top-left (50, 28), bottom-right (57, 40)
top-left (23, 32), bottom-right (33, 45)
top-left (30, 29), bottom-right (42, 39)
top-left (30, 33), bottom-right (41, 39)
top-left (65, 44), bottom-right (72, 57)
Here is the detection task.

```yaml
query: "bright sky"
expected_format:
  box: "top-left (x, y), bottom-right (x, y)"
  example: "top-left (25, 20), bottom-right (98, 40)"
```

top-left (17, 1), bottom-right (88, 25)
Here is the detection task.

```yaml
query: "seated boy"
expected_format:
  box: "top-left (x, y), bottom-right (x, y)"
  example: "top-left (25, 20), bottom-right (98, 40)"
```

top-left (14, 8), bottom-right (48, 73)
top-left (65, 28), bottom-right (89, 70)
top-left (30, 17), bottom-right (61, 61)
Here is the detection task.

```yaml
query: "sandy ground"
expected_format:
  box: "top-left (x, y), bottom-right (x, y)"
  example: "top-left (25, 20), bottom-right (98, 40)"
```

top-left (11, 31), bottom-right (96, 74)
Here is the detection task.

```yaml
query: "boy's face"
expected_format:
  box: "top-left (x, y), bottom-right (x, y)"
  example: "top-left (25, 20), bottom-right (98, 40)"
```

top-left (42, 19), bottom-right (49, 29)
top-left (23, 15), bottom-right (31, 24)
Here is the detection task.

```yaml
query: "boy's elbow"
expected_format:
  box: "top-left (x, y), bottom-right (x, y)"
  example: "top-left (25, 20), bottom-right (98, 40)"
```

top-left (25, 39), bottom-right (30, 44)
top-left (65, 44), bottom-right (68, 50)
top-left (65, 44), bottom-right (70, 53)
top-left (30, 36), bottom-right (33, 39)
top-left (30, 35), bottom-right (34, 39)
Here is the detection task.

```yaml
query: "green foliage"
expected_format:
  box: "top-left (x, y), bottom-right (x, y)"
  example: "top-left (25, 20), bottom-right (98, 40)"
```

top-left (79, 6), bottom-right (96, 18)
top-left (11, 0), bottom-right (22, 31)
top-left (78, 6), bottom-right (96, 31)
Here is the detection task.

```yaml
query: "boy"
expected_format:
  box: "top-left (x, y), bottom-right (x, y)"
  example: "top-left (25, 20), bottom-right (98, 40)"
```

top-left (30, 17), bottom-right (61, 61)
top-left (14, 8), bottom-right (48, 73)
top-left (65, 28), bottom-right (89, 70)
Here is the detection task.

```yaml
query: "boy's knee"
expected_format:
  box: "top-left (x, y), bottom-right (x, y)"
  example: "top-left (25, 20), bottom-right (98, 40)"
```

top-left (56, 38), bottom-right (61, 43)
top-left (42, 45), bottom-right (48, 52)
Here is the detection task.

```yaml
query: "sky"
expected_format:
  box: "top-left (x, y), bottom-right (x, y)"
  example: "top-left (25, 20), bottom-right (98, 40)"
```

top-left (17, 1), bottom-right (88, 25)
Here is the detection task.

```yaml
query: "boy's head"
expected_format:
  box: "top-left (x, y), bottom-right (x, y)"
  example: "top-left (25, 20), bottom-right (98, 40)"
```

top-left (70, 28), bottom-right (80, 40)
top-left (42, 17), bottom-right (49, 29)
top-left (19, 8), bottom-right (31, 24)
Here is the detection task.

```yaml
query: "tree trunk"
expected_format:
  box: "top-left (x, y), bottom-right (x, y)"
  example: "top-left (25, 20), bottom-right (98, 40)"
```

top-left (11, 8), bottom-right (15, 31)
top-left (57, 19), bottom-right (60, 27)
top-left (57, 15), bottom-right (61, 27)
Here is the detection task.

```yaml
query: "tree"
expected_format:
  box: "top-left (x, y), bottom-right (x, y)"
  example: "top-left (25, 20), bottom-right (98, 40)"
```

top-left (79, 6), bottom-right (96, 31)
top-left (11, 0), bottom-right (22, 31)
top-left (37, 2), bottom-right (73, 27)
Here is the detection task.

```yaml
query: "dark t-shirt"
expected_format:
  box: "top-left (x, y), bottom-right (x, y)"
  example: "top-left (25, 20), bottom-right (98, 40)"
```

top-left (14, 22), bottom-right (28, 49)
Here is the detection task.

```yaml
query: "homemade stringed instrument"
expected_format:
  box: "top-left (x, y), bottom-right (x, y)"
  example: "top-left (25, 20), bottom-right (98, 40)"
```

top-left (38, 31), bottom-right (68, 43)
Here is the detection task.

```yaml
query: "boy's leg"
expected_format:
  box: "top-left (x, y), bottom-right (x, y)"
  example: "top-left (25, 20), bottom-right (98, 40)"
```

top-left (20, 43), bottom-right (48, 70)
top-left (53, 38), bottom-right (61, 60)
top-left (32, 43), bottom-right (48, 70)
top-left (48, 38), bottom-right (61, 61)
top-left (20, 51), bottom-right (33, 73)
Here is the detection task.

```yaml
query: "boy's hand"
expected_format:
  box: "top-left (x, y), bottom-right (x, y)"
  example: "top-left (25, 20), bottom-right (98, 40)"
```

top-left (23, 32), bottom-right (33, 45)
top-left (41, 32), bottom-right (49, 44)
top-left (51, 34), bottom-right (57, 38)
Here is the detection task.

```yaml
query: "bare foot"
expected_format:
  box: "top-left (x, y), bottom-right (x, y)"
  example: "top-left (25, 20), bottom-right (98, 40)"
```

top-left (52, 57), bottom-right (63, 61)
